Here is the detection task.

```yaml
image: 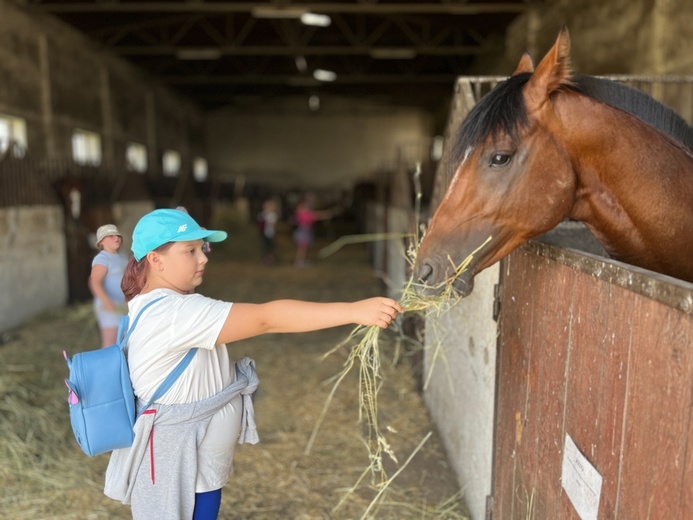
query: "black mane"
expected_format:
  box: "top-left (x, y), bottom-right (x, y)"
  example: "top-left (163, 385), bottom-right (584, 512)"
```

top-left (572, 74), bottom-right (693, 151)
top-left (452, 73), bottom-right (531, 165)
top-left (452, 72), bottom-right (693, 165)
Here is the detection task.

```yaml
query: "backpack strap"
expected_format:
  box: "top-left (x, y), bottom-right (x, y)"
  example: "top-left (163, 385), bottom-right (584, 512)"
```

top-left (118, 294), bottom-right (200, 418)
top-left (118, 296), bottom-right (166, 351)
top-left (137, 347), bottom-right (198, 418)
top-left (116, 315), bottom-right (129, 344)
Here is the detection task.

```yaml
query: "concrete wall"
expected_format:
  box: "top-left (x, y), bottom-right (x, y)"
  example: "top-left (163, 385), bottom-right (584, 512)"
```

top-left (0, 206), bottom-right (67, 332)
top-left (422, 265), bottom-right (499, 520)
top-left (0, 201), bottom-right (153, 334)
top-left (206, 97), bottom-right (435, 190)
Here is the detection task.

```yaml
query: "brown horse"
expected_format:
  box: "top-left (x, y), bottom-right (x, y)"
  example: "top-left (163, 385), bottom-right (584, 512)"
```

top-left (414, 27), bottom-right (693, 296)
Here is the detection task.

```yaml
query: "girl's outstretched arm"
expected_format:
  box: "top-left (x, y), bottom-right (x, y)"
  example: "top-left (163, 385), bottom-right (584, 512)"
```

top-left (217, 297), bottom-right (403, 344)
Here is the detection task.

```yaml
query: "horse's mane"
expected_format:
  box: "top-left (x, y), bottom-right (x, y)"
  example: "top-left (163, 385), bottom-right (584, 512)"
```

top-left (452, 73), bottom-right (531, 165)
top-left (572, 74), bottom-right (693, 151)
top-left (452, 72), bottom-right (693, 164)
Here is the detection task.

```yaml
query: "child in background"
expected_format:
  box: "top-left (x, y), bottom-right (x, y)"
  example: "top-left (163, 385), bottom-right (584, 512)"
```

top-left (257, 198), bottom-right (279, 265)
top-left (88, 224), bottom-right (128, 347)
top-left (292, 193), bottom-right (332, 267)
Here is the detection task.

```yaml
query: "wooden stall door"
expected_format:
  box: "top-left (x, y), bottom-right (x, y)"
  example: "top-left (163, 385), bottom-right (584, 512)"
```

top-left (491, 242), bottom-right (693, 520)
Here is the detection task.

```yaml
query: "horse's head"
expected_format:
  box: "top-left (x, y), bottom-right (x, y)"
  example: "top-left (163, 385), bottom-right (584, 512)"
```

top-left (414, 27), bottom-right (578, 297)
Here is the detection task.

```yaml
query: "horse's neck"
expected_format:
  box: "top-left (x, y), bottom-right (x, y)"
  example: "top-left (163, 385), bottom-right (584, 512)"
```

top-left (560, 96), bottom-right (693, 279)
top-left (567, 110), bottom-right (690, 219)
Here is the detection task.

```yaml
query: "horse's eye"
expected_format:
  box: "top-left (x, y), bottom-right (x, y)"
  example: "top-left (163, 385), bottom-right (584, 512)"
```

top-left (490, 153), bottom-right (511, 168)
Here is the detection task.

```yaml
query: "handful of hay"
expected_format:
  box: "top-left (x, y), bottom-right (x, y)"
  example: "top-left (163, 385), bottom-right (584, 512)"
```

top-left (308, 223), bottom-right (491, 517)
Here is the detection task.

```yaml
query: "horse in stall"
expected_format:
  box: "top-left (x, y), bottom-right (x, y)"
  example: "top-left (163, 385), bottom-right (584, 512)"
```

top-left (414, 27), bottom-right (693, 297)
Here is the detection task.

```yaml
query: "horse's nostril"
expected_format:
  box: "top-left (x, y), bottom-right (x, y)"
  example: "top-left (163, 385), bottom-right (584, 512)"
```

top-left (418, 263), bottom-right (433, 284)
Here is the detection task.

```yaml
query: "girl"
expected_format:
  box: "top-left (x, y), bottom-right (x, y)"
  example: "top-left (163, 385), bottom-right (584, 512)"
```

top-left (257, 198), bottom-right (279, 265)
top-left (292, 193), bottom-right (332, 267)
top-left (88, 224), bottom-right (128, 347)
top-left (104, 208), bottom-right (402, 520)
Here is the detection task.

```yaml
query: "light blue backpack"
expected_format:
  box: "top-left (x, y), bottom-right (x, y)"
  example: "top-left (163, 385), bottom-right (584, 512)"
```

top-left (63, 297), bottom-right (197, 456)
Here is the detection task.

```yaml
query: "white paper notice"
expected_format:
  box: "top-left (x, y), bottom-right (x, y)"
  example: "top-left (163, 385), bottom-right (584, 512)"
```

top-left (561, 434), bottom-right (602, 520)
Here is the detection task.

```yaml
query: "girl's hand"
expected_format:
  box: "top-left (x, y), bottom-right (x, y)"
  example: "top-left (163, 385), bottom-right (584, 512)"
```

top-left (352, 297), bottom-right (403, 329)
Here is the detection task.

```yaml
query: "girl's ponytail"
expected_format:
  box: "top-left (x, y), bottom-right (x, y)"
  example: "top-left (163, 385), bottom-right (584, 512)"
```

top-left (121, 256), bottom-right (148, 301)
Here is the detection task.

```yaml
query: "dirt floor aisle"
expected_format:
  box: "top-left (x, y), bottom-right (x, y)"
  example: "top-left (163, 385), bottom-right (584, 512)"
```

top-left (0, 222), bottom-right (469, 519)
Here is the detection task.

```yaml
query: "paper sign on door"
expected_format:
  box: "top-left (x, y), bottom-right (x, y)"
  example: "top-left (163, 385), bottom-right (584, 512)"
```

top-left (561, 433), bottom-right (602, 520)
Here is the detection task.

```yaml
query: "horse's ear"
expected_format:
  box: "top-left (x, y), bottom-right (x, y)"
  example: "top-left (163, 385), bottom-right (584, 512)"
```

top-left (523, 26), bottom-right (573, 110)
top-left (512, 53), bottom-right (534, 75)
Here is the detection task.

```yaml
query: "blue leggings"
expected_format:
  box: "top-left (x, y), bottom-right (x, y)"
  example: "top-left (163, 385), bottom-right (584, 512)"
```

top-left (193, 489), bottom-right (222, 520)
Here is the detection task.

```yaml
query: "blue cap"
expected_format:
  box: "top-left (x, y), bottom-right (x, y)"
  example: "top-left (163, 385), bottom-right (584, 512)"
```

top-left (132, 209), bottom-right (227, 261)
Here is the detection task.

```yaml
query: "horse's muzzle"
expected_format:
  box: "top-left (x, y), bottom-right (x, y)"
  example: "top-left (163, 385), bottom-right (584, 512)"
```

top-left (451, 271), bottom-right (475, 298)
top-left (415, 262), bottom-right (475, 298)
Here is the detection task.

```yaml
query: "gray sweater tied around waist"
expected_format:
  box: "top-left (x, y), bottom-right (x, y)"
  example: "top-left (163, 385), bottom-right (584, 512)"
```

top-left (104, 357), bottom-right (259, 519)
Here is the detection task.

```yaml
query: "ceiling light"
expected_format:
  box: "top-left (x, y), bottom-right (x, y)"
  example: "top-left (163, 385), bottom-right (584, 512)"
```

top-left (431, 135), bottom-right (445, 162)
top-left (252, 6), bottom-right (306, 19)
top-left (313, 69), bottom-right (337, 82)
top-left (301, 13), bottom-right (331, 27)
top-left (175, 48), bottom-right (222, 60)
top-left (370, 48), bottom-right (418, 60)
top-left (295, 55), bottom-right (307, 72)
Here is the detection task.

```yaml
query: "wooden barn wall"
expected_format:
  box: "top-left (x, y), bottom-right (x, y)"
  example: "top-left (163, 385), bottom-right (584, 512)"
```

top-left (0, 0), bottom-right (206, 168)
top-left (0, 0), bottom-right (219, 328)
top-left (493, 242), bottom-right (693, 519)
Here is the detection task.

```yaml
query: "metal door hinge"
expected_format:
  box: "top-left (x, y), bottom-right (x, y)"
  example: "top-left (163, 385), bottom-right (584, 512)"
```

top-left (492, 283), bottom-right (501, 322)
top-left (486, 494), bottom-right (494, 520)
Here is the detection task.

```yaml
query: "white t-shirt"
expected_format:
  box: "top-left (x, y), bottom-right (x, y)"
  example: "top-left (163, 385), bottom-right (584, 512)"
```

top-left (127, 288), bottom-right (242, 492)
